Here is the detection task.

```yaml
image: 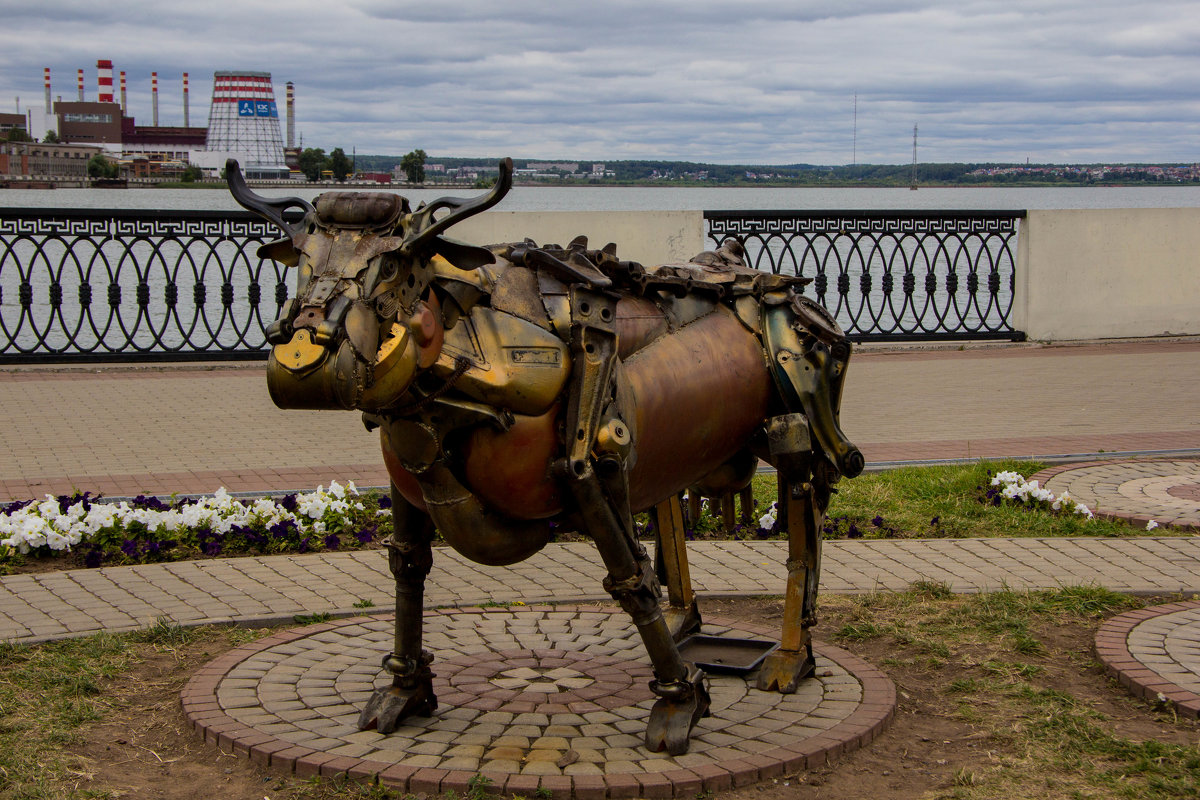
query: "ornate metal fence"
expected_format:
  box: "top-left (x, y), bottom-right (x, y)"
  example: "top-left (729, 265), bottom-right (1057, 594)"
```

top-left (705, 210), bottom-right (1025, 341)
top-left (0, 208), bottom-right (291, 362)
top-left (0, 207), bottom-right (1026, 362)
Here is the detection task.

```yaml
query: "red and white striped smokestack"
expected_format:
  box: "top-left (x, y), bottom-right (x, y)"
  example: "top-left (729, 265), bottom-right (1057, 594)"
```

top-left (286, 81), bottom-right (295, 149)
top-left (120, 71), bottom-right (127, 114)
top-left (77, 68), bottom-right (84, 101)
top-left (97, 60), bottom-right (114, 103)
top-left (183, 72), bottom-right (189, 128)
top-left (151, 71), bottom-right (159, 126)
top-left (43, 67), bottom-right (51, 112)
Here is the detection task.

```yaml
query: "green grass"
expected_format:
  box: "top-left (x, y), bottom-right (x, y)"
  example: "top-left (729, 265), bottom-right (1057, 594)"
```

top-left (741, 459), bottom-right (1176, 540)
top-left (827, 585), bottom-right (1200, 800)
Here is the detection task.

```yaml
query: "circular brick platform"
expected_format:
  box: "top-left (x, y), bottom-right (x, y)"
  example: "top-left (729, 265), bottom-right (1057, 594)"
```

top-left (182, 605), bottom-right (895, 798)
top-left (1095, 599), bottom-right (1200, 720)
top-left (1032, 458), bottom-right (1200, 529)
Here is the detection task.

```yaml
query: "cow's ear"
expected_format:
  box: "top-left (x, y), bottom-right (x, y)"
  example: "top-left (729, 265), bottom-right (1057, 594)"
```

top-left (432, 235), bottom-right (496, 271)
top-left (257, 238), bottom-right (301, 267)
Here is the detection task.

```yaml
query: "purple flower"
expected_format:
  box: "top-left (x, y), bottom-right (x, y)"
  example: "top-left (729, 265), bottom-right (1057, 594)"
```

top-left (120, 539), bottom-right (139, 557)
top-left (930, 516), bottom-right (940, 526)
top-left (847, 523), bottom-right (862, 539)
top-left (298, 537), bottom-right (311, 553)
top-left (279, 493), bottom-right (299, 511)
top-left (3, 499), bottom-right (34, 514)
top-left (269, 519), bottom-right (298, 539)
top-left (131, 494), bottom-right (170, 511)
top-left (871, 515), bottom-right (885, 527)
top-left (203, 540), bottom-right (222, 557)
top-left (84, 549), bottom-right (103, 568)
top-left (323, 533), bottom-right (340, 550)
top-left (355, 526), bottom-right (377, 544)
top-left (376, 495), bottom-right (392, 510)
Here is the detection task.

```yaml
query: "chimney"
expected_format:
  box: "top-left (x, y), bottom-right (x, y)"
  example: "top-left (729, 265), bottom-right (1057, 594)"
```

top-left (120, 71), bottom-right (127, 114)
top-left (43, 67), bottom-right (51, 113)
top-left (77, 69), bottom-right (84, 101)
top-left (151, 71), bottom-right (158, 126)
top-left (183, 72), bottom-right (189, 127)
top-left (286, 81), bottom-right (295, 149)
top-left (97, 60), bottom-right (113, 103)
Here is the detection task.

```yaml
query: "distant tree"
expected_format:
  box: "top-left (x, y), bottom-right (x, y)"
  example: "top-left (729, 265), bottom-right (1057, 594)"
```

top-left (42, 130), bottom-right (60, 144)
top-left (328, 147), bottom-right (353, 182)
top-left (87, 153), bottom-right (119, 179)
top-left (400, 149), bottom-right (427, 183)
top-left (180, 163), bottom-right (203, 183)
top-left (4, 127), bottom-right (32, 143)
top-left (298, 147), bottom-right (327, 181)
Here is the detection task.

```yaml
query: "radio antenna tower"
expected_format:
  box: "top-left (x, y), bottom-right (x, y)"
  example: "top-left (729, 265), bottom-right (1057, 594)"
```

top-left (910, 124), bottom-right (918, 190)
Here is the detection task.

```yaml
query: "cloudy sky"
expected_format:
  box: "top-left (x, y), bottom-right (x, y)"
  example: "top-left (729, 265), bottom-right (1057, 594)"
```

top-left (1, 0), bottom-right (1197, 165)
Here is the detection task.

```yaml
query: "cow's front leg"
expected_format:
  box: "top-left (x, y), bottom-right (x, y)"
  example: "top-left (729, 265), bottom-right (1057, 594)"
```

top-left (358, 485), bottom-right (437, 732)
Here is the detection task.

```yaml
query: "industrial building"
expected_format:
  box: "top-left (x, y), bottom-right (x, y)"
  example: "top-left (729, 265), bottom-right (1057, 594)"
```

top-left (2, 62), bottom-right (296, 181)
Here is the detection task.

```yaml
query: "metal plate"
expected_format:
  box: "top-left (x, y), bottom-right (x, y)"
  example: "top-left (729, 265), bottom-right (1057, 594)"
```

top-left (677, 634), bottom-right (779, 675)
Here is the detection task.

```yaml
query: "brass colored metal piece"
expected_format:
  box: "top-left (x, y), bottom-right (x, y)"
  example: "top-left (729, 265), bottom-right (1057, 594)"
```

top-left (229, 155), bottom-right (861, 755)
top-left (273, 328), bottom-right (325, 373)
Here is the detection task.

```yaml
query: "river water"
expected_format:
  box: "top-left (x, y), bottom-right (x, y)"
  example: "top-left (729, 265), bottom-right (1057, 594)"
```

top-left (5, 184), bottom-right (1200, 212)
top-left (2, 184), bottom-right (1198, 356)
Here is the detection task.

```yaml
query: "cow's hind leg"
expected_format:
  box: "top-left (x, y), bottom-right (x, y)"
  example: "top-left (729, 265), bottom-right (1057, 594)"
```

top-left (571, 472), bottom-right (710, 755)
top-left (358, 485), bottom-right (437, 732)
top-left (562, 286), bottom-right (707, 755)
top-left (757, 459), bottom-right (825, 693)
top-left (652, 495), bottom-right (702, 640)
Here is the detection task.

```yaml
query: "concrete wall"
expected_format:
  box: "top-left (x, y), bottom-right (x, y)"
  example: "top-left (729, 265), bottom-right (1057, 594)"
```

top-left (452, 210), bottom-right (707, 266)
top-left (1015, 209), bottom-right (1200, 341)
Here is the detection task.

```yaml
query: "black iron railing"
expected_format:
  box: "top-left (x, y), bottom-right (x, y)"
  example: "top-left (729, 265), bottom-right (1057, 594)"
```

top-left (705, 210), bottom-right (1025, 341)
top-left (0, 207), bottom-right (1026, 362)
top-left (0, 208), bottom-right (292, 362)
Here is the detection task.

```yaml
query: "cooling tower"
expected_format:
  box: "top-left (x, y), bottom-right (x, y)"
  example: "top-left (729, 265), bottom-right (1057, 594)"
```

top-left (206, 71), bottom-right (288, 178)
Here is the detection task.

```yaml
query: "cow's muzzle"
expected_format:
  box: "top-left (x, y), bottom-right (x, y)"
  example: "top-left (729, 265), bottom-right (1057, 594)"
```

top-left (266, 323), bottom-right (418, 411)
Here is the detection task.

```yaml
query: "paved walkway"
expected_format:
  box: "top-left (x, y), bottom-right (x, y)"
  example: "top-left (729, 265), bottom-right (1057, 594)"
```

top-left (1035, 459), bottom-right (1200, 529)
top-left (5, 536), bottom-right (1200, 645)
top-left (1, 339), bottom-right (1197, 500)
top-left (1, 340), bottom-right (1198, 793)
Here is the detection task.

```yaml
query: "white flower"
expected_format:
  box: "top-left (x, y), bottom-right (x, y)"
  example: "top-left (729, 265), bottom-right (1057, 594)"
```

top-left (1146, 520), bottom-right (1159, 530)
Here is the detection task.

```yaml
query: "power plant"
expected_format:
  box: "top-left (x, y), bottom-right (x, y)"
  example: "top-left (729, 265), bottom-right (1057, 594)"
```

top-left (1, 61), bottom-right (298, 181)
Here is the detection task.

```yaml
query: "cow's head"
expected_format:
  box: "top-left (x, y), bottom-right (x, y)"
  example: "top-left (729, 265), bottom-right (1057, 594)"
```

top-left (229, 158), bottom-right (513, 411)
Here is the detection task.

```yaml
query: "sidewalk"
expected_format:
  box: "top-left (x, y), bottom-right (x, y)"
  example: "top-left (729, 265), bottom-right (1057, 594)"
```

top-left (0, 338), bottom-right (1198, 648)
top-left (1, 339), bottom-right (1198, 500)
top-left (4, 536), bottom-right (1200, 645)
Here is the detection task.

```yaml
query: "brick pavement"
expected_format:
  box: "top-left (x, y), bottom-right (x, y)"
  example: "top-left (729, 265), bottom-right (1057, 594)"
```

top-left (4, 536), bottom-right (1200, 646)
top-left (1095, 600), bottom-right (1200, 721)
top-left (1034, 459), bottom-right (1200, 529)
top-left (1, 339), bottom-right (1198, 500)
top-left (180, 607), bottom-right (894, 796)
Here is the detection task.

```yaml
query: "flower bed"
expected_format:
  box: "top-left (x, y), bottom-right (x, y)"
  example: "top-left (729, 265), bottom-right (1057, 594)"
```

top-left (0, 482), bottom-right (392, 570)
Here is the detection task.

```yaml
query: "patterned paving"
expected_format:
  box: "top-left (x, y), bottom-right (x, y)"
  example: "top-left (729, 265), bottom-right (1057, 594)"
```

top-left (1094, 600), bottom-right (1200, 720)
top-left (1034, 458), bottom-right (1200, 529)
top-left (182, 607), bottom-right (895, 797)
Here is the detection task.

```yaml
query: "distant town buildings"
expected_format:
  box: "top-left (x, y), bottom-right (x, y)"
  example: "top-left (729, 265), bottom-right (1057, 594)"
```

top-left (966, 164), bottom-right (1200, 182)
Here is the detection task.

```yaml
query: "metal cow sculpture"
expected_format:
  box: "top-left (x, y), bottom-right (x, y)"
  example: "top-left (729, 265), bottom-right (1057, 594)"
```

top-left (228, 158), bottom-right (863, 755)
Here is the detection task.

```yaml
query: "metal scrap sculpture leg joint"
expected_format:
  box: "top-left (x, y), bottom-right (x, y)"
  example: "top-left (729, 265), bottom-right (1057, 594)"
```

top-left (227, 157), bottom-right (863, 755)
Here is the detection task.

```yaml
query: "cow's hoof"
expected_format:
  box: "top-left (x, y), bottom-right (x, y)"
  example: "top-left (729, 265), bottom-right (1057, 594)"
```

top-left (358, 681), bottom-right (437, 733)
top-left (756, 644), bottom-right (815, 694)
top-left (645, 668), bottom-right (710, 755)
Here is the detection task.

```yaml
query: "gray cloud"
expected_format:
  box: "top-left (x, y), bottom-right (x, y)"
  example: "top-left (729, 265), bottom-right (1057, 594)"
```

top-left (1, 0), bottom-right (1197, 163)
